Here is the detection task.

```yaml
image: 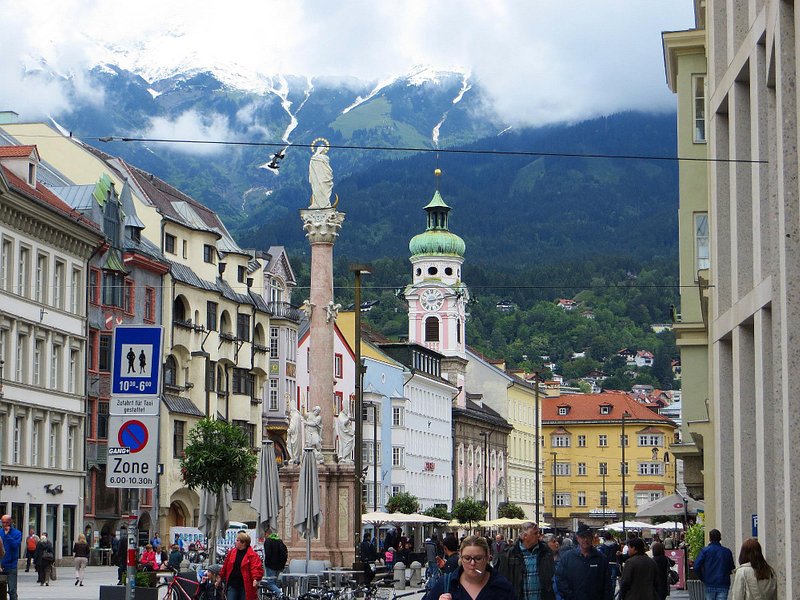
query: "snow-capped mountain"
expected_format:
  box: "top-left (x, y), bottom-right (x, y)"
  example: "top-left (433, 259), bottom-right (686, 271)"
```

top-left (10, 56), bottom-right (677, 269)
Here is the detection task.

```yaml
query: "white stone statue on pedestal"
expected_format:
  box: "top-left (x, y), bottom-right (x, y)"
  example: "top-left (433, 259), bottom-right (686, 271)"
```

top-left (308, 138), bottom-right (336, 209)
top-left (303, 405), bottom-right (324, 463)
top-left (325, 301), bottom-right (342, 323)
top-left (287, 404), bottom-right (303, 464)
top-left (335, 406), bottom-right (355, 463)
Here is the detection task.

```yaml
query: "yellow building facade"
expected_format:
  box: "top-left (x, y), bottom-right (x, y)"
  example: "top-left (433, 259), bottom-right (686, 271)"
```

top-left (542, 391), bottom-right (677, 530)
top-left (662, 6), bottom-right (713, 519)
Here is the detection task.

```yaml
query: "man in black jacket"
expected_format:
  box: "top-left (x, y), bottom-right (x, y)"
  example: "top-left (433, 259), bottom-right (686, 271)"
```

top-left (555, 524), bottom-right (613, 600)
top-left (496, 522), bottom-right (555, 600)
top-left (263, 531), bottom-right (289, 597)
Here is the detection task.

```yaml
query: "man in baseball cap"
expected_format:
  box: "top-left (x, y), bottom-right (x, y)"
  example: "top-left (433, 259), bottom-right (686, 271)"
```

top-left (554, 524), bottom-right (614, 600)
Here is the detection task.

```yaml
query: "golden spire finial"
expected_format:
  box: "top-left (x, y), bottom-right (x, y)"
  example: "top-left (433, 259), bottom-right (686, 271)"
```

top-left (434, 153), bottom-right (442, 190)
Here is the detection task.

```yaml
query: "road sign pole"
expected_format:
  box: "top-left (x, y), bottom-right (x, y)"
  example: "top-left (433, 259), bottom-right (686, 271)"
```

top-left (126, 514), bottom-right (137, 600)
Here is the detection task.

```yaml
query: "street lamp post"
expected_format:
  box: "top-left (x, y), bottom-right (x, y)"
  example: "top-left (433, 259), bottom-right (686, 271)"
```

top-left (351, 264), bottom-right (371, 564)
top-left (551, 451), bottom-right (558, 532)
top-left (479, 431), bottom-right (491, 520)
top-left (601, 470), bottom-right (606, 523)
top-left (621, 411), bottom-right (630, 540)
top-left (533, 371), bottom-right (540, 525)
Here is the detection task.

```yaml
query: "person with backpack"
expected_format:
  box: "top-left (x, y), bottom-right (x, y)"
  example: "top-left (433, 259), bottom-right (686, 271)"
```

top-left (25, 528), bottom-right (39, 572)
top-left (262, 530), bottom-right (288, 597)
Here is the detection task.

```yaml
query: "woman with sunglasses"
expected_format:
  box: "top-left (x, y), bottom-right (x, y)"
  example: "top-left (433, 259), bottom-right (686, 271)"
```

top-left (428, 535), bottom-right (516, 600)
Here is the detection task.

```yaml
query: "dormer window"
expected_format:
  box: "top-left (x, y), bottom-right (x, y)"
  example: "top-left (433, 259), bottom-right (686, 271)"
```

top-left (600, 404), bottom-right (612, 415)
top-left (557, 405), bottom-right (570, 416)
top-left (28, 162), bottom-right (36, 186)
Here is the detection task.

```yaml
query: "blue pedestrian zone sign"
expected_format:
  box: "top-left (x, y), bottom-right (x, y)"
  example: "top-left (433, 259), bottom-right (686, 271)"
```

top-left (112, 326), bottom-right (163, 396)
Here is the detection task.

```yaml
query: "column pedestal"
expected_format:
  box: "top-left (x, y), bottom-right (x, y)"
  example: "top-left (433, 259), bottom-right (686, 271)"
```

top-left (279, 463), bottom-right (357, 567)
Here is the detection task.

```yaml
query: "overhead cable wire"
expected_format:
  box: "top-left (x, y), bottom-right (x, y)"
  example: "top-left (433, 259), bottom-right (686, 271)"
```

top-left (93, 135), bottom-right (766, 164)
top-left (8, 131), bottom-right (762, 164)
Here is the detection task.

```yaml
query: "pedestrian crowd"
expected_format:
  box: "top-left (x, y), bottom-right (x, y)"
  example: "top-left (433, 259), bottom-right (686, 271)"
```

top-left (0, 514), bottom-right (781, 600)
top-left (414, 521), bottom-right (778, 600)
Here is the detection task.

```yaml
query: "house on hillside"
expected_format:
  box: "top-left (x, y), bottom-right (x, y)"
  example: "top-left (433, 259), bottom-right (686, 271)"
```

top-left (635, 350), bottom-right (654, 368)
top-left (496, 299), bottom-right (516, 312)
top-left (617, 347), bottom-right (637, 366)
top-left (557, 298), bottom-right (577, 311)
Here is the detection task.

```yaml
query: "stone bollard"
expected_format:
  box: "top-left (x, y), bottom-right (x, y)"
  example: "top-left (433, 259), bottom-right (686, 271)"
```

top-left (393, 562), bottom-right (406, 589)
top-left (409, 561), bottom-right (422, 586)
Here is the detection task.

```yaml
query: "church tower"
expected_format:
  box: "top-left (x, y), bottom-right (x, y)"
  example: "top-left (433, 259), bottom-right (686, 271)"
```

top-left (405, 170), bottom-right (469, 402)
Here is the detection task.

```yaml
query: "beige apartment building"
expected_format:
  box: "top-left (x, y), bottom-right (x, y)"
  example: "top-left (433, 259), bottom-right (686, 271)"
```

top-left (0, 121), bottom-right (273, 538)
top-left (666, 0), bottom-right (800, 594)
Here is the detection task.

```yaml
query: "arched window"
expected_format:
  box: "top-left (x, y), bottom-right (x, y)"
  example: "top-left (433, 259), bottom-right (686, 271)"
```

top-left (220, 310), bottom-right (232, 335)
top-left (425, 317), bottom-right (439, 342)
top-left (217, 364), bottom-right (227, 393)
top-left (164, 355), bottom-right (177, 387)
top-left (173, 297), bottom-right (187, 322)
top-left (456, 318), bottom-right (462, 344)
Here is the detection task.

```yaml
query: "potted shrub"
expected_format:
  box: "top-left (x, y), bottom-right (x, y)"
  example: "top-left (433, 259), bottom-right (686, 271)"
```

top-left (684, 523), bottom-right (705, 600)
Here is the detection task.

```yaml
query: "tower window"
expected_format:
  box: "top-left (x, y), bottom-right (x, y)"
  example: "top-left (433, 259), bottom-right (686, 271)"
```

top-left (445, 267), bottom-right (453, 276)
top-left (425, 317), bottom-right (440, 342)
top-left (427, 266), bottom-right (438, 276)
top-left (416, 268), bottom-right (421, 276)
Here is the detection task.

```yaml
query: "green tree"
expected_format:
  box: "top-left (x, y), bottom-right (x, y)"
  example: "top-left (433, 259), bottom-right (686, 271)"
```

top-left (179, 418), bottom-right (257, 495)
top-left (386, 492), bottom-right (420, 514)
top-left (422, 505), bottom-right (451, 521)
top-left (497, 502), bottom-right (526, 520)
top-left (451, 497), bottom-right (486, 530)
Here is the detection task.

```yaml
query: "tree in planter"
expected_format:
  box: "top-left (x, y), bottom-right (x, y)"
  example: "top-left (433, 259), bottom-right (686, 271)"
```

top-left (451, 497), bottom-right (486, 532)
top-left (423, 505), bottom-right (451, 521)
top-left (497, 502), bottom-right (526, 520)
top-left (386, 492), bottom-right (420, 514)
top-left (180, 418), bottom-right (257, 560)
top-left (685, 523), bottom-right (705, 561)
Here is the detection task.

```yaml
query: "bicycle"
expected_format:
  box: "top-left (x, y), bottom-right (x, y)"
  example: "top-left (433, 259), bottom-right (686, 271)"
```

top-left (157, 569), bottom-right (203, 600)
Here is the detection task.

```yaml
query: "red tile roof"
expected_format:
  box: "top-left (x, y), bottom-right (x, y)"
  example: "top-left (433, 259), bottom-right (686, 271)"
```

top-left (542, 391), bottom-right (675, 425)
top-left (634, 483), bottom-right (665, 491)
top-left (1, 166), bottom-right (102, 233)
top-left (0, 145), bottom-right (37, 158)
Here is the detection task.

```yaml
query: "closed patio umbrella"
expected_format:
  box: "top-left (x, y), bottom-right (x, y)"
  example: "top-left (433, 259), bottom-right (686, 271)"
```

top-left (293, 448), bottom-right (321, 571)
top-left (251, 440), bottom-right (283, 537)
top-left (199, 485), bottom-right (233, 563)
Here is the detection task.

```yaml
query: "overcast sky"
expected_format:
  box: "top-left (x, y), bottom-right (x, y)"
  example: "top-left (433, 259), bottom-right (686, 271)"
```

top-left (2, 1), bottom-right (694, 128)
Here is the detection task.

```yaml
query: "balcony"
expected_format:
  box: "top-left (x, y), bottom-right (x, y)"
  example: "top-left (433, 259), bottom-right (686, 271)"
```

top-left (268, 301), bottom-right (301, 323)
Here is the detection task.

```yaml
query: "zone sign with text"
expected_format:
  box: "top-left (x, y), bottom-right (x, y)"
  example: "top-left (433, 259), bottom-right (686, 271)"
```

top-left (105, 415), bottom-right (159, 488)
top-left (111, 325), bottom-right (163, 397)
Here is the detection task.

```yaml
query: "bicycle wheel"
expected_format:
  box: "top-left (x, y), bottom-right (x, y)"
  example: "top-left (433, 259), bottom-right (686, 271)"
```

top-left (157, 583), bottom-right (179, 600)
top-left (375, 587), bottom-right (394, 600)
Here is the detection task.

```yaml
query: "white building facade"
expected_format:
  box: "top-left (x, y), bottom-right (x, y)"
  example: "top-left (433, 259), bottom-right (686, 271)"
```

top-left (0, 145), bottom-right (103, 558)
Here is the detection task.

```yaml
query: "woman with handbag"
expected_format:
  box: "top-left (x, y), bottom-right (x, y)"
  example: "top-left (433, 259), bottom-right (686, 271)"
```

top-left (35, 533), bottom-right (56, 586)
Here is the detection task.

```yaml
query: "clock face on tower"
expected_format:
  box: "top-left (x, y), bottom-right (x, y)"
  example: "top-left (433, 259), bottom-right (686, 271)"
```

top-left (420, 288), bottom-right (444, 312)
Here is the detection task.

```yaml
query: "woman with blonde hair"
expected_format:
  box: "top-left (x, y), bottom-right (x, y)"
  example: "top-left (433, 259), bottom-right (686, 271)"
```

top-left (731, 538), bottom-right (776, 600)
top-left (426, 535), bottom-right (516, 600)
top-left (73, 533), bottom-right (90, 586)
